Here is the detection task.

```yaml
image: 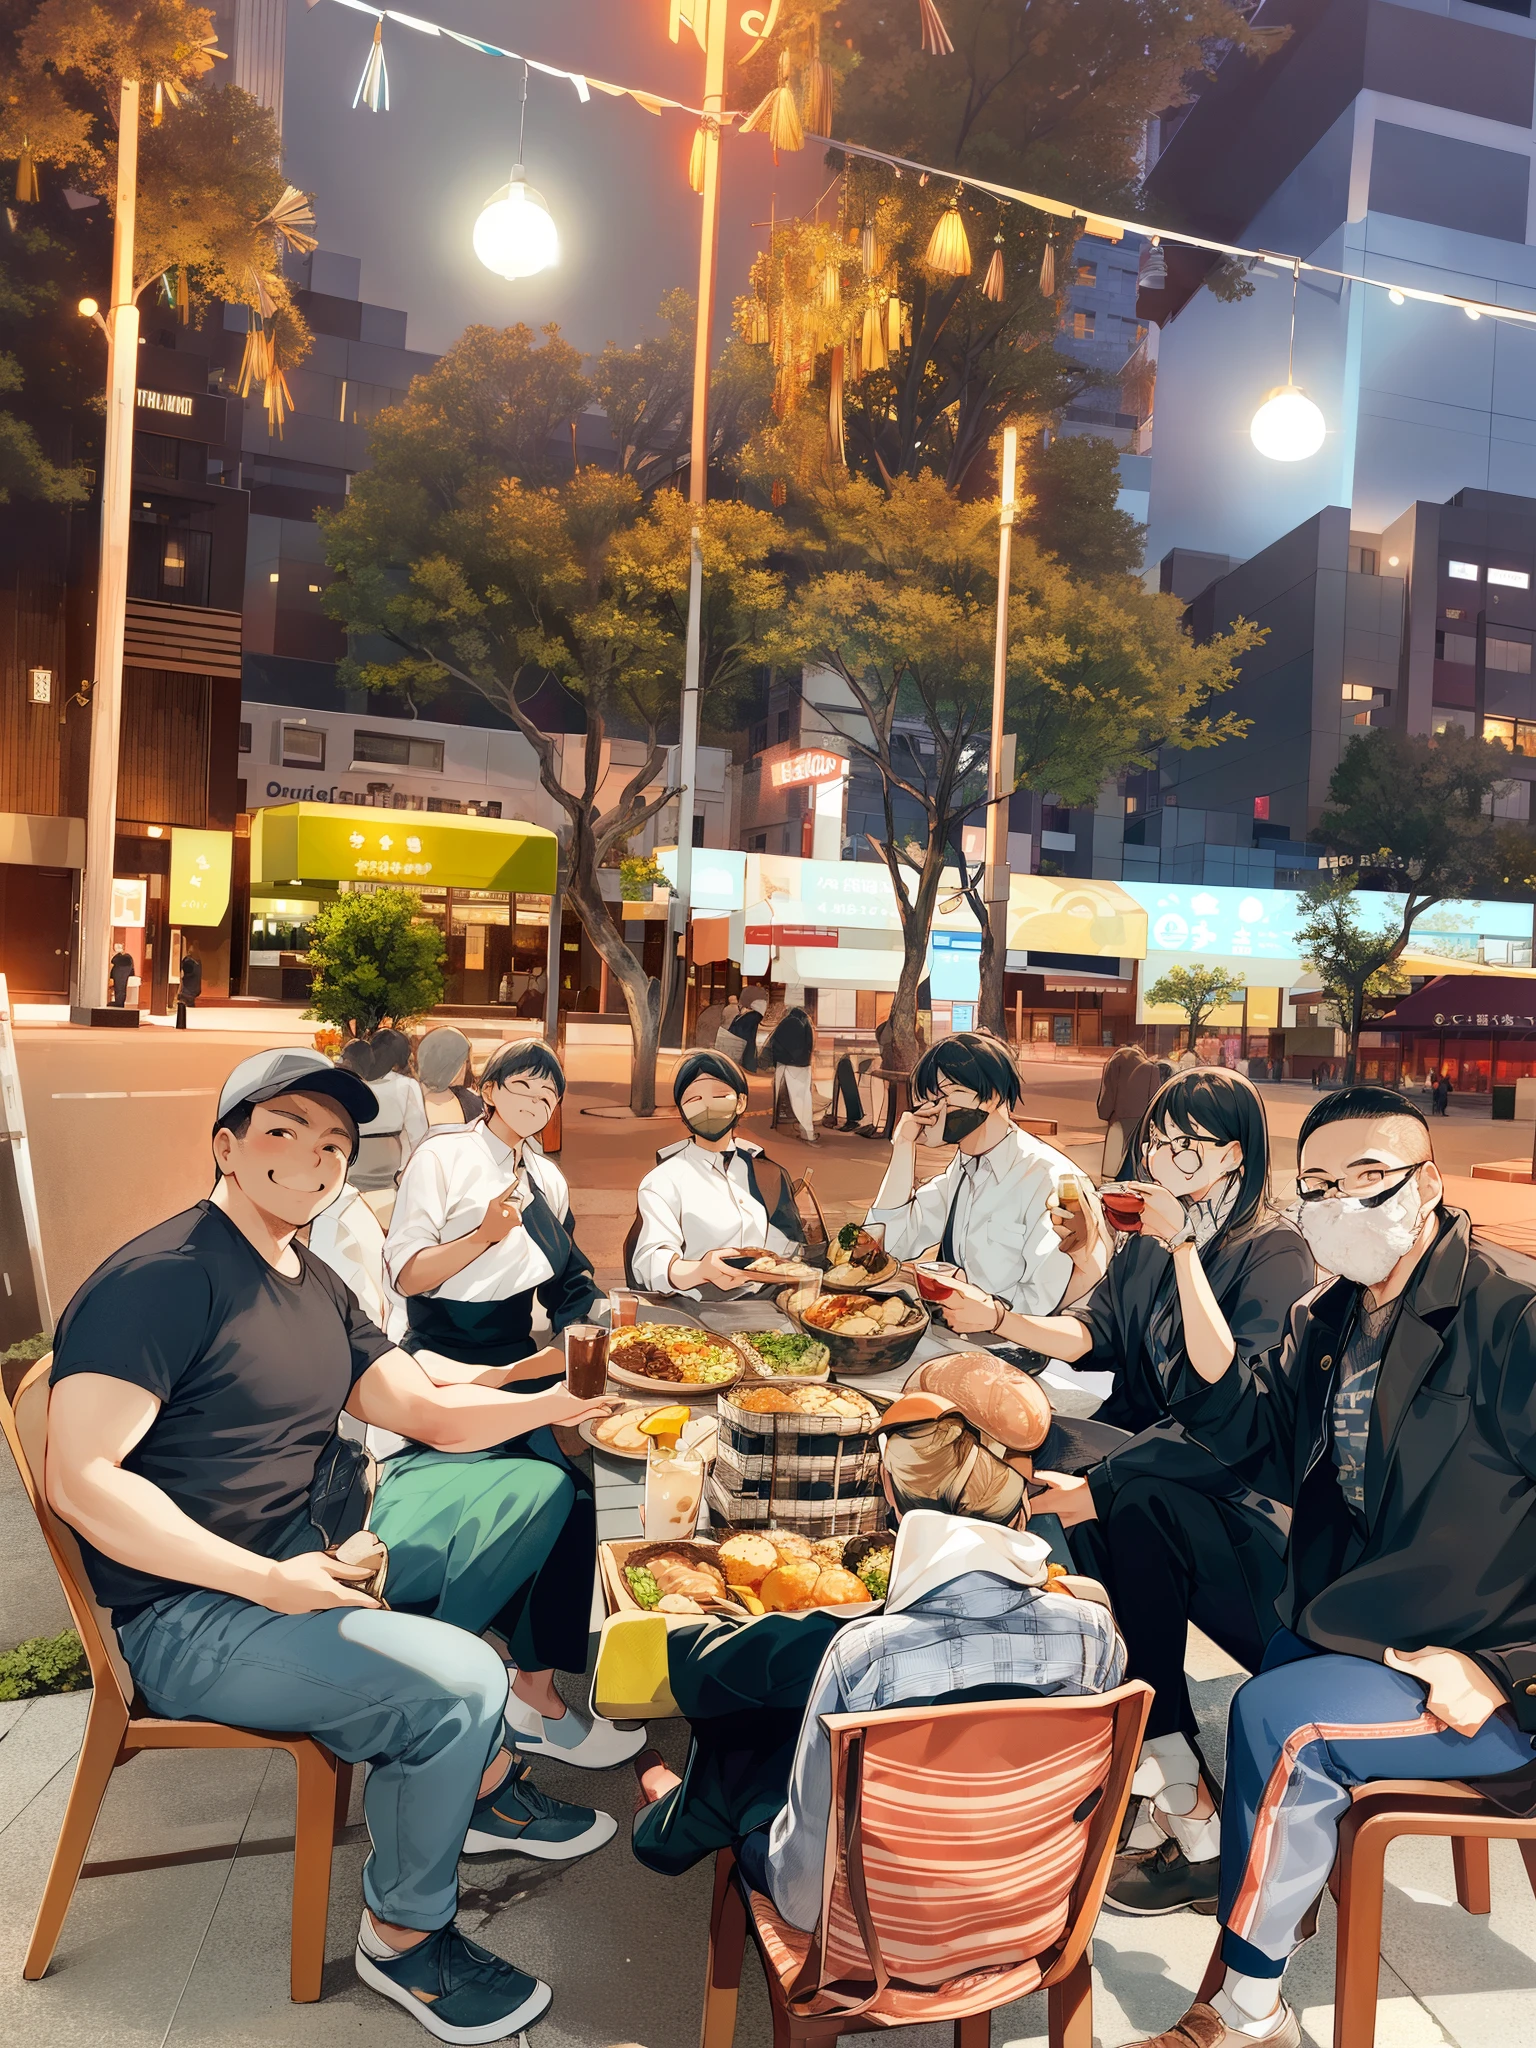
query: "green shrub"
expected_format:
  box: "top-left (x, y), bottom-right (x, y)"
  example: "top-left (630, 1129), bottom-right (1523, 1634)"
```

top-left (303, 888), bottom-right (446, 1034)
top-left (0, 1332), bottom-right (50, 1369)
top-left (0, 1628), bottom-right (90, 1701)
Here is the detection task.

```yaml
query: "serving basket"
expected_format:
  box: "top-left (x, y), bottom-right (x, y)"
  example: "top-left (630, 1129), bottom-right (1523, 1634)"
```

top-left (704, 1382), bottom-right (888, 1540)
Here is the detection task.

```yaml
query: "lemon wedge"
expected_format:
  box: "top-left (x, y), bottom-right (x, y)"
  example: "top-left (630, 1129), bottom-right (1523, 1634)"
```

top-left (638, 1405), bottom-right (690, 1445)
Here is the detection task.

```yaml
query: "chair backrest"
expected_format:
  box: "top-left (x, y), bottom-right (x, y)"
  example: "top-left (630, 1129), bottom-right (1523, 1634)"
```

top-left (804, 1683), bottom-right (1152, 2004)
top-left (1, 1357), bottom-right (136, 1709)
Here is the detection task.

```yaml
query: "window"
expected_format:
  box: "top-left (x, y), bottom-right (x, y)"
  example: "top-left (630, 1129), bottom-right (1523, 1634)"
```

top-left (1042, 805), bottom-right (1071, 834)
top-left (750, 833), bottom-right (767, 852)
top-left (1441, 633), bottom-right (1477, 666)
top-left (1433, 711), bottom-right (1472, 737)
top-left (1075, 260), bottom-right (1097, 285)
top-left (1343, 683), bottom-right (1377, 701)
top-left (1032, 1017), bottom-right (1050, 1042)
top-left (162, 536), bottom-right (187, 589)
top-left (749, 719), bottom-right (768, 755)
top-left (339, 380), bottom-right (408, 427)
top-left (1488, 636), bottom-right (1533, 673)
top-left (352, 729), bottom-right (445, 772)
top-left (281, 723), bottom-right (326, 768)
top-left (1483, 717), bottom-right (1536, 757)
top-left (1349, 547), bottom-right (1377, 575)
top-left (238, 721), bottom-right (251, 754)
top-left (1072, 311), bottom-right (1095, 339)
top-left (425, 797), bottom-right (502, 816)
top-left (776, 708), bottom-right (793, 744)
top-left (1488, 567), bottom-right (1530, 589)
top-left (1447, 560), bottom-right (1481, 581)
top-left (692, 814), bottom-right (705, 848)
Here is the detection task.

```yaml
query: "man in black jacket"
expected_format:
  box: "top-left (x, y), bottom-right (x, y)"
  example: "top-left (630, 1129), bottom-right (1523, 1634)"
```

top-left (1122, 1087), bottom-right (1536, 2048)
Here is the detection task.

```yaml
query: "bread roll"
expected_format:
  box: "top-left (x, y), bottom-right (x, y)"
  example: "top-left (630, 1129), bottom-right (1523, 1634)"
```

top-left (811, 1567), bottom-right (872, 1607)
top-left (905, 1350), bottom-right (1053, 1453)
top-left (761, 1561), bottom-right (821, 1610)
top-left (718, 1533), bottom-right (778, 1589)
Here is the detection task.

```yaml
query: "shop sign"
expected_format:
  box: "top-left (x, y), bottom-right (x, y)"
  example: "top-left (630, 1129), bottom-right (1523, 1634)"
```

top-left (1435, 1011), bottom-right (1536, 1028)
top-left (930, 930), bottom-right (982, 1002)
top-left (169, 828), bottom-right (233, 927)
top-left (655, 846), bottom-right (745, 912)
top-left (111, 878), bottom-right (147, 927)
top-left (744, 925), bottom-right (839, 947)
top-left (771, 749), bottom-right (845, 788)
top-left (252, 803), bottom-right (556, 894)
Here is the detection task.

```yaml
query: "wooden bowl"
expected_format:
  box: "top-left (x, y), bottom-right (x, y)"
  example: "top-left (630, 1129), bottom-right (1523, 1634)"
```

top-left (774, 1285), bottom-right (930, 1378)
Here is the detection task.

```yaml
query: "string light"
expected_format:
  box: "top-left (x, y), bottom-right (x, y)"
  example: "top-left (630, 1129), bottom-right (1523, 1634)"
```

top-left (1251, 260), bottom-right (1325, 462)
top-left (475, 62), bottom-right (558, 280)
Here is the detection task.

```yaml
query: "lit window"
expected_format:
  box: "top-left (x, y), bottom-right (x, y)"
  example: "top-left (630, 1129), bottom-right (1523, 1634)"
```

top-left (1433, 711), bottom-right (1471, 736)
top-left (1447, 560), bottom-right (1481, 581)
top-left (1253, 795), bottom-right (1270, 820)
top-left (1075, 261), bottom-right (1097, 286)
top-left (1489, 567), bottom-right (1530, 589)
top-left (162, 538), bottom-right (186, 588)
top-left (1072, 310), bottom-right (1095, 339)
top-left (1342, 683), bottom-right (1376, 701)
top-left (1353, 710), bottom-right (1371, 726)
top-left (308, 583), bottom-right (321, 593)
top-left (269, 571), bottom-right (280, 583)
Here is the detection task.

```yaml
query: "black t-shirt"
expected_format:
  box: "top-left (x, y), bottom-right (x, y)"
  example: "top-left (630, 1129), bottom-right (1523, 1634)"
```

top-left (50, 1201), bottom-right (395, 1621)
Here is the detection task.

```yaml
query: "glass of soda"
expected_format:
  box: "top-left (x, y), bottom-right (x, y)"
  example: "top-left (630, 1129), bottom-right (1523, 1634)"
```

top-left (565, 1323), bottom-right (610, 1399)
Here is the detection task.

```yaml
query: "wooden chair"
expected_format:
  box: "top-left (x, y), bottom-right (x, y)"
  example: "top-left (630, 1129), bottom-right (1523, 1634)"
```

top-left (0, 1357), bottom-right (353, 2002)
top-left (1191, 1777), bottom-right (1536, 2048)
top-left (700, 1680), bottom-right (1153, 2048)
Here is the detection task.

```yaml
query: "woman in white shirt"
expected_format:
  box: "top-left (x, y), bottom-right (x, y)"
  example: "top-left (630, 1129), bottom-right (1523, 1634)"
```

top-left (630, 1051), bottom-right (804, 1295)
top-left (348, 1030), bottom-right (429, 1193)
top-left (376, 1040), bottom-right (640, 1769)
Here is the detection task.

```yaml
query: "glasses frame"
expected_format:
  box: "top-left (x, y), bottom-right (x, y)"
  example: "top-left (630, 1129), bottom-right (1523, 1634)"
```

top-left (1295, 1162), bottom-right (1421, 1207)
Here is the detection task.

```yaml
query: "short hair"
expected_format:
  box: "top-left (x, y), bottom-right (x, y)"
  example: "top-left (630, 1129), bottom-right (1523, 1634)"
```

top-left (1297, 1085), bottom-right (1430, 1157)
top-left (673, 1049), bottom-right (749, 1106)
top-left (480, 1038), bottom-right (566, 1099)
top-left (371, 1028), bottom-right (411, 1075)
top-left (417, 1026), bottom-right (472, 1090)
top-left (212, 1091), bottom-right (360, 1166)
top-left (337, 1039), bottom-right (377, 1079)
top-left (910, 1032), bottom-right (1022, 1111)
top-left (1125, 1067), bottom-right (1270, 1236)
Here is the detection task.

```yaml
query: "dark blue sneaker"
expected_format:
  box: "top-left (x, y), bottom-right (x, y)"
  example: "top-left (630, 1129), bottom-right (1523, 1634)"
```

top-left (354, 1919), bottom-right (551, 2043)
top-left (462, 1754), bottom-right (617, 1862)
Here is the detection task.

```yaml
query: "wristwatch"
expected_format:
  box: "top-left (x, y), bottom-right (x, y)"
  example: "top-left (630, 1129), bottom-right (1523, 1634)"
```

top-left (1160, 1215), bottom-right (1198, 1250)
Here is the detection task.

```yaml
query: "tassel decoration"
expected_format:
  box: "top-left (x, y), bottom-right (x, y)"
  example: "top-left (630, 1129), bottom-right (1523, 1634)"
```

top-left (918, 0), bottom-right (955, 56)
top-left (861, 303), bottom-right (888, 372)
top-left (259, 185), bottom-right (319, 256)
top-left (1039, 240), bottom-right (1056, 297)
top-left (859, 218), bottom-right (877, 275)
top-left (236, 321), bottom-right (271, 400)
top-left (15, 141), bottom-right (38, 203)
top-left (354, 22), bottom-right (389, 113)
top-left (740, 54), bottom-right (804, 157)
top-left (924, 196), bottom-right (972, 278)
top-left (822, 258), bottom-right (840, 310)
top-left (688, 121), bottom-right (706, 193)
top-left (828, 343), bottom-right (846, 466)
top-left (176, 265), bottom-right (190, 322)
top-left (982, 233), bottom-right (1005, 302)
top-left (264, 361), bottom-right (294, 436)
top-left (803, 58), bottom-right (834, 136)
top-left (887, 294), bottom-right (903, 352)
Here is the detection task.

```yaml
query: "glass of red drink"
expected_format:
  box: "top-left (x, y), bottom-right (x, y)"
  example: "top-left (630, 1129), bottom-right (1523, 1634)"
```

top-left (1100, 1187), bottom-right (1146, 1234)
top-left (914, 1261), bottom-right (962, 1302)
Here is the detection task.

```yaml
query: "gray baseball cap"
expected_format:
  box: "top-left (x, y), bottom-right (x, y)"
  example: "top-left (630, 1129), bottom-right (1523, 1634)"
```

top-left (214, 1048), bottom-right (377, 1151)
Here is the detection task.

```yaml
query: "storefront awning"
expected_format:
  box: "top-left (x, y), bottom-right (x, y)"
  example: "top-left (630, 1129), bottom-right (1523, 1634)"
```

top-left (250, 804), bottom-right (558, 894)
top-left (1373, 975), bottom-right (1536, 1030)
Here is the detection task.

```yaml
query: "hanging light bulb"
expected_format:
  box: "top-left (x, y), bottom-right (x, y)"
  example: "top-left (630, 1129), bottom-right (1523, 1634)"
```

top-left (475, 63), bottom-right (559, 281)
top-left (1464, 305), bottom-right (1482, 321)
top-left (1250, 385), bottom-right (1326, 462)
top-left (1388, 288), bottom-right (1405, 306)
top-left (475, 167), bottom-right (559, 279)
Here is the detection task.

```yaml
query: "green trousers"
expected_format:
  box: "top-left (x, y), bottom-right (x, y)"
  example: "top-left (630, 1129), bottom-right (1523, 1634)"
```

top-left (369, 1426), bottom-right (595, 1675)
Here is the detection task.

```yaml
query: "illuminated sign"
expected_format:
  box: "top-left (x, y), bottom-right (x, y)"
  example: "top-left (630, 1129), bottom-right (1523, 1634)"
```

top-left (169, 828), bottom-right (233, 926)
top-left (251, 803), bottom-right (556, 893)
top-left (656, 846), bottom-right (745, 911)
top-left (771, 749), bottom-right (845, 788)
top-left (111, 878), bottom-right (147, 928)
top-left (137, 388), bottom-right (195, 416)
top-left (744, 925), bottom-right (838, 948)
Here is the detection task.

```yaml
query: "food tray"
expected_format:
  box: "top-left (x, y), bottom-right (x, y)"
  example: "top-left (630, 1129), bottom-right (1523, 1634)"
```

top-left (598, 1538), bottom-right (882, 1623)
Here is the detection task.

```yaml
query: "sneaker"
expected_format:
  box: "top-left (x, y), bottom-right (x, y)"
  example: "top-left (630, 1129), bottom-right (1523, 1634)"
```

top-left (462, 1755), bottom-right (617, 1861)
top-left (1105, 1837), bottom-right (1220, 1916)
top-left (1123, 2001), bottom-right (1300, 2048)
top-left (354, 1919), bottom-right (551, 2044)
top-left (507, 1693), bottom-right (648, 1770)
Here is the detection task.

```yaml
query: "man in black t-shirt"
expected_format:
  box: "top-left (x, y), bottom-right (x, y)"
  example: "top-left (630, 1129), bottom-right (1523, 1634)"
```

top-left (46, 1049), bottom-right (620, 2046)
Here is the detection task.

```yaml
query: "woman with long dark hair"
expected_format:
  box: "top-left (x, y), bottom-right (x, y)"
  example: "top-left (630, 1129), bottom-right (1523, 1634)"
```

top-left (998, 1069), bottom-right (1313, 1920)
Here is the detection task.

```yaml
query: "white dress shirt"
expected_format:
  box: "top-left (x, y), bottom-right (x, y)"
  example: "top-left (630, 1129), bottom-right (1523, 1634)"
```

top-left (867, 1124), bottom-right (1079, 1315)
top-left (383, 1120), bottom-right (569, 1312)
top-left (632, 1138), bottom-right (799, 1296)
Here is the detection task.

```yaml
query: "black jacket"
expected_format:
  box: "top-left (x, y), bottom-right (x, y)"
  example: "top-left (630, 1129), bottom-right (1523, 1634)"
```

top-left (766, 1009), bottom-right (814, 1067)
top-left (1169, 1210), bottom-right (1536, 1731)
top-left (1070, 1216), bottom-right (1312, 1522)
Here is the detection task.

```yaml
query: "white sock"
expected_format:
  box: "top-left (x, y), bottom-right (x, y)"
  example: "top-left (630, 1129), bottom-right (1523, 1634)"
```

top-left (357, 1911), bottom-right (402, 1961)
top-left (1131, 1731), bottom-right (1201, 1802)
top-left (1211, 1972), bottom-right (1286, 2038)
top-left (1154, 1802), bottom-right (1222, 1865)
top-left (1125, 1797), bottom-right (1164, 1852)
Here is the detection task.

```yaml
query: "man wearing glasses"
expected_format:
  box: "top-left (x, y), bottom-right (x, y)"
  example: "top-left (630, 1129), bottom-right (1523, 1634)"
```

top-left (1122, 1087), bottom-right (1536, 2048)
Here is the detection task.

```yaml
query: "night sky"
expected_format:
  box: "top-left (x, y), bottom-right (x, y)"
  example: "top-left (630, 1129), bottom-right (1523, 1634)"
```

top-left (280, 0), bottom-right (827, 358)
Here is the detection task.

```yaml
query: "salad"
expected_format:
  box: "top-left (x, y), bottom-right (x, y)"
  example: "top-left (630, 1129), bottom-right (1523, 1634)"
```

top-left (742, 1330), bottom-right (829, 1376)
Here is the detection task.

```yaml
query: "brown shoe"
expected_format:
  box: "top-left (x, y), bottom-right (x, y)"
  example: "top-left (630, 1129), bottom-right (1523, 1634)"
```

top-left (1129, 2003), bottom-right (1299, 2048)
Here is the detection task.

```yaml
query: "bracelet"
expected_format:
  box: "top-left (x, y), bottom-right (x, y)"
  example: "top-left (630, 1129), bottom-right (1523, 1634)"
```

top-left (990, 1297), bottom-right (1008, 1335)
top-left (1160, 1218), bottom-right (1198, 1251)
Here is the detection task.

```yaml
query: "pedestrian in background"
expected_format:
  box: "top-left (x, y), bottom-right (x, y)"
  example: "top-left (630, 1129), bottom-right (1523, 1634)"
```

top-left (767, 1002), bottom-right (818, 1143)
top-left (174, 948), bottom-right (201, 1029)
top-left (1097, 1043), bottom-right (1145, 1177)
top-left (109, 945), bottom-right (134, 1008)
top-left (1433, 1069), bottom-right (1453, 1116)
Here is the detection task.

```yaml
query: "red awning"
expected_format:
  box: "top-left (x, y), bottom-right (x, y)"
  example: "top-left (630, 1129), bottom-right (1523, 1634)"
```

top-left (1374, 975), bottom-right (1536, 1030)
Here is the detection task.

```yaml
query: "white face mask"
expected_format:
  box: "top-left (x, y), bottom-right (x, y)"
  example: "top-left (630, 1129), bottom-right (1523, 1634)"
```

top-left (1299, 1172), bottom-right (1427, 1286)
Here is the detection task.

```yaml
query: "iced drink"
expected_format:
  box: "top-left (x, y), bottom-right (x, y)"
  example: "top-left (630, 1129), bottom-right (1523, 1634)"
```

top-left (565, 1323), bottom-right (609, 1399)
top-left (914, 1260), bottom-right (962, 1303)
top-left (644, 1441), bottom-right (703, 1539)
top-left (609, 1290), bottom-right (639, 1327)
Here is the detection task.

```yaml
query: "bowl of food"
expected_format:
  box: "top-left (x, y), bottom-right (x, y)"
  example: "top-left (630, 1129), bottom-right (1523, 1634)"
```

top-left (734, 1329), bottom-right (832, 1382)
top-left (823, 1223), bottom-right (902, 1291)
top-left (605, 1323), bottom-right (747, 1398)
top-left (775, 1285), bottom-right (929, 1376)
top-left (716, 1527), bottom-right (891, 1613)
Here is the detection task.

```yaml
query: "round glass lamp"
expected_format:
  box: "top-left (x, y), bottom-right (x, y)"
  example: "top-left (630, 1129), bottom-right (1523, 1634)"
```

top-left (1250, 384), bottom-right (1326, 463)
top-left (473, 166), bottom-right (558, 281)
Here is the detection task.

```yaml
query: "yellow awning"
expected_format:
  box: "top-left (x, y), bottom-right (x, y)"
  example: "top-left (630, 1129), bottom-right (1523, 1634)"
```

top-left (250, 804), bottom-right (558, 894)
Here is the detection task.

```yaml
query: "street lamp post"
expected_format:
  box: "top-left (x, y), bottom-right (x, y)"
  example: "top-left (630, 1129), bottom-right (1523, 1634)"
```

top-left (663, 0), bottom-right (728, 1047)
top-left (73, 78), bottom-right (142, 1021)
top-left (981, 423), bottom-right (1018, 1036)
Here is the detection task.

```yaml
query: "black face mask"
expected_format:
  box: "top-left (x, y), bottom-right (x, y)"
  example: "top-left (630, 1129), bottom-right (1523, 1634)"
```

top-left (942, 1106), bottom-right (990, 1145)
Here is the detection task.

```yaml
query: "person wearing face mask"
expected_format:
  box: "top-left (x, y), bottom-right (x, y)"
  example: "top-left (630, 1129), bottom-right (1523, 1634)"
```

top-left (1107, 1086), bottom-right (1536, 2048)
top-left (867, 1033), bottom-right (1110, 1320)
top-left (1003, 1071), bottom-right (1312, 1916)
top-left (628, 1050), bottom-right (806, 1295)
top-left (377, 1040), bottom-right (641, 1773)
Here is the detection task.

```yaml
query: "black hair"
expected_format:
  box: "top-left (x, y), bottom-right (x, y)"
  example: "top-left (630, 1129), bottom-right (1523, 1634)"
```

top-left (1124, 1067), bottom-right (1270, 1237)
top-left (371, 1028), bottom-right (411, 1075)
top-left (337, 1039), bottom-right (377, 1079)
top-left (910, 1032), bottom-right (1022, 1111)
top-left (480, 1038), bottom-right (567, 1099)
top-left (673, 1049), bottom-right (749, 1107)
top-left (212, 1091), bottom-right (361, 1168)
top-left (1297, 1085), bottom-right (1429, 1156)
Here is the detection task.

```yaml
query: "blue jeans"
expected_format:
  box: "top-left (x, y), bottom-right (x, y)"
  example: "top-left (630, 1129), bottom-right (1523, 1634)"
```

top-left (117, 1514), bottom-right (508, 1932)
top-left (1218, 1629), bottom-right (1535, 1977)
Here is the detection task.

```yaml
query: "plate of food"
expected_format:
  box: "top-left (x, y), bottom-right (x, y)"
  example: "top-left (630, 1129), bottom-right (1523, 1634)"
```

top-left (580, 1401), bottom-right (720, 1462)
top-left (605, 1323), bottom-right (748, 1398)
top-left (777, 1285), bottom-right (929, 1375)
top-left (733, 1328), bottom-right (832, 1381)
top-left (603, 1529), bottom-right (890, 1619)
top-left (823, 1223), bottom-right (902, 1290)
top-left (729, 1380), bottom-right (878, 1421)
top-left (721, 1246), bottom-right (823, 1282)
